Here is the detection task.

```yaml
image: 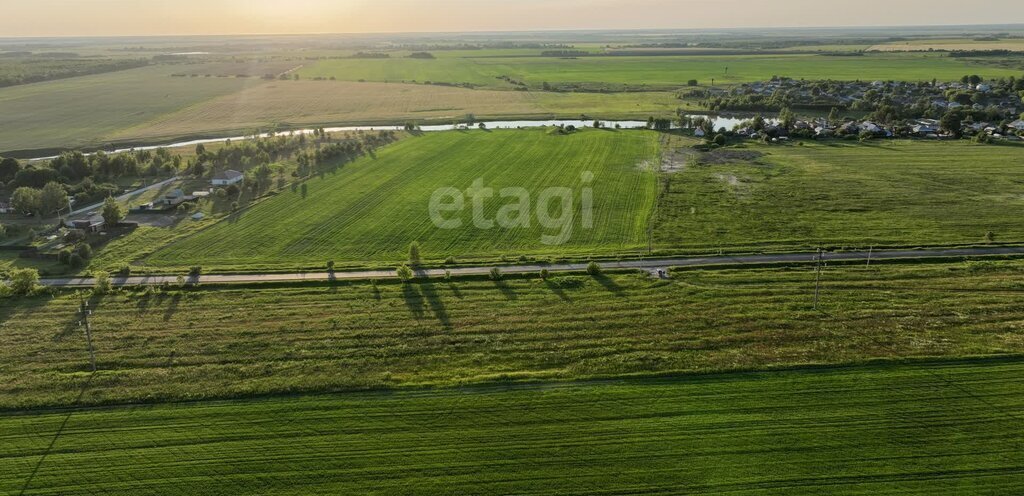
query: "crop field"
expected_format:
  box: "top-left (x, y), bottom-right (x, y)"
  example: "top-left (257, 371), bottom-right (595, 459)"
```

top-left (654, 139), bottom-right (1024, 253)
top-left (3, 259), bottom-right (1024, 409)
top-left (109, 80), bottom-right (685, 143)
top-left (0, 65), bottom-right (261, 154)
top-left (144, 129), bottom-right (659, 270)
top-left (298, 52), bottom-right (1024, 89)
top-left (870, 38), bottom-right (1024, 52)
top-left (3, 359), bottom-right (1022, 495)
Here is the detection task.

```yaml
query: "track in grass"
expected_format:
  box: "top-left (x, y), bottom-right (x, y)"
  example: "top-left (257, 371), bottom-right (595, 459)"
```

top-left (147, 128), bottom-right (660, 269)
top-left (3, 261), bottom-right (1024, 409)
top-left (3, 359), bottom-right (1023, 495)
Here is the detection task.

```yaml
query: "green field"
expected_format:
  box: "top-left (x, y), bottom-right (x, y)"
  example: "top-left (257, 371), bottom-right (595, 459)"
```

top-left (654, 139), bottom-right (1024, 253)
top-left (0, 65), bottom-right (262, 153)
top-left (3, 359), bottom-right (1022, 495)
top-left (298, 52), bottom-right (1024, 89)
top-left (3, 260), bottom-right (1023, 409)
top-left (144, 129), bottom-right (659, 270)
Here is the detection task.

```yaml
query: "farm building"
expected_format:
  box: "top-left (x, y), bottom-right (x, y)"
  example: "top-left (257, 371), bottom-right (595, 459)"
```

top-left (69, 215), bottom-right (105, 233)
top-left (212, 170), bottom-right (244, 186)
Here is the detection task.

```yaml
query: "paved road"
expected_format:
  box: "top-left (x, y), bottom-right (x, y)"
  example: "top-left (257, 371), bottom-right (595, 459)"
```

top-left (68, 176), bottom-right (180, 217)
top-left (38, 246), bottom-right (1024, 288)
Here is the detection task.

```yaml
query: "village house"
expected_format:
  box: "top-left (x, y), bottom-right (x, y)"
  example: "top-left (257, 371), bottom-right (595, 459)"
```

top-left (212, 170), bottom-right (244, 186)
top-left (69, 215), bottom-right (105, 233)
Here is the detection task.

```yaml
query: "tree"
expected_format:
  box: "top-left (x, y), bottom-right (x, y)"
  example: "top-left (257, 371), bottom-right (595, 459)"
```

top-left (940, 111), bottom-right (963, 136)
top-left (101, 196), bottom-right (124, 227)
top-left (586, 261), bottom-right (603, 276)
top-left (8, 268), bottom-right (40, 296)
top-left (539, 268), bottom-right (550, 280)
top-left (10, 187), bottom-right (41, 216)
top-left (396, 264), bottom-right (414, 282)
top-left (0, 157), bottom-right (19, 183)
top-left (713, 134), bottom-right (727, 146)
top-left (489, 267), bottom-right (502, 281)
top-left (778, 107), bottom-right (796, 130)
top-left (40, 182), bottom-right (69, 217)
top-left (827, 107), bottom-right (841, 126)
top-left (687, 79), bottom-right (698, 86)
top-left (408, 242), bottom-right (421, 265)
top-left (93, 270), bottom-right (112, 295)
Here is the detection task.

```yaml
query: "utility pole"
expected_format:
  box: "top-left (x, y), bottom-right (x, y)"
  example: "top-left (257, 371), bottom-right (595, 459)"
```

top-left (813, 248), bottom-right (824, 311)
top-left (867, 246), bottom-right (873, 266)
top-left (79, 300), bottom-right (97, 372)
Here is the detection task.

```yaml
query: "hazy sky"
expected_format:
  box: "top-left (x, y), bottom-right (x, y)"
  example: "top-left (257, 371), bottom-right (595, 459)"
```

top-left (4, 0), bottom-right (1024, 37)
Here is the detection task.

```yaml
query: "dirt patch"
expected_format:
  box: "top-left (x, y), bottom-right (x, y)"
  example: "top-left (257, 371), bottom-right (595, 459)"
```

top-left (696, 149), bottom-right (765, 165)
top-left (127, 213), bottom-right (179, 228)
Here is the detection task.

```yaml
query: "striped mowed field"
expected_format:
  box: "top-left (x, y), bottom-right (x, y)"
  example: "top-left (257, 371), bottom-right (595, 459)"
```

top-left (147, 129), bottom-right (660, 268)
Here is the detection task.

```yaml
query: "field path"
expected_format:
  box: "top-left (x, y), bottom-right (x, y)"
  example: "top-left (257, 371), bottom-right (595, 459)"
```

top-left (38, 246), bottom-right (1024, 288)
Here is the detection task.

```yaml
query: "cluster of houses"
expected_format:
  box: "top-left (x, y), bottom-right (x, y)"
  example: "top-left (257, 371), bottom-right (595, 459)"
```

top-left (722, 117), bottom-right (1024, 141)
top-left (733, 78), bottom-right (1022, 116)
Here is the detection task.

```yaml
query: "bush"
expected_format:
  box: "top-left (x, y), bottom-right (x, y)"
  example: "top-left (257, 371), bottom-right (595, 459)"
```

top-left (444, 256), bottom-right (456, 265)
top-left (189, 266), bottom-right (203, 276)
top-left (444, 270), bottom-right (452, 281)
top-left (489, 267), bottom-right (502, 281)
top-left (8, 268), bottom-right (40, 296)
top-left (540, 268), bottom-right (550, 280)
top-left (75, 243), bottom-right (93, 260)
top-left (396, 264), bottom-right (414, 282)
top-left (118, 264), bottom-right (132, 276)
top-left (327, 260), bottom-right (335, 271)
top-left (93, 271), bottom-right (112, 294)
top-left (58, 248), bottom-right (73, 265)
top-left (69, 254), bottom-right (84, 268)
top-left (586, 261), bottom-right (603, 276)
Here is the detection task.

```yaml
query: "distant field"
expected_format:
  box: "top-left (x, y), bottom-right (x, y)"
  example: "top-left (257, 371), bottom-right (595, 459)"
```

top-left (111, 80), bottom-right (686, 142)
top-left (3, 359), bottom-right (1022, 494)
top-left (0, 65), bottom-right (260, 153)
top-left (144, 129), bottom-right (659, 270)
top-left (654, 138), bottom-right (1024, 253)
top-left (871, 38), bottom-right (1024, 52)
top-left (3, 260), bottom-right (1023, 409)
top-left (298, 52), bottom-right (1023, 88)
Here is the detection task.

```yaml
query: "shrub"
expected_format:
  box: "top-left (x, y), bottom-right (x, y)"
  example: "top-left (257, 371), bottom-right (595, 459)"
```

top-left (327, 260), bottom-right (335, 271)
top-left (76, 243), bottom-right (93, 260)
top-left (189, 266), bottom-right (203, 276)
top-left (69, 254), bottom-right (84, 268)
top-left (93, 271), bottom-right (112, 295)
top-left (8, 268), bottom-right (40, 296)
top-left (444, 270), bottom-right (452, 281)
top-left (444, 256), bottom-right (456, 265)
top-left (58, 248), bottom-right (73, 265)
top-left (396, 264), bottom-right (414, 282)
top-left (540, 268), bottom-right (550, 280)
top-left (489, 267), bottom-right (502, 281)
top-left (118, 264), bottom-right (132, 276)
top-left (586, 261), bottom-right (603, 276)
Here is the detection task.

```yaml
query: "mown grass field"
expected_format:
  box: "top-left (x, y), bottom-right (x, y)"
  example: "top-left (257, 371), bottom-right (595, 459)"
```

top-left (110, 80), bottom-right (687, 143)
top-left (144, 129), bottom-right (659, 270)
top-left (298, 52), bottom-right (1023, 89)
top-left (654, 139), bottom-right (1024, 253)
top-left (2, 260), bottom-right (1023, 409)
top-left (0, 65), bottom-right (262, 154)
top-left (3, 359), bottom-right (1022, 495)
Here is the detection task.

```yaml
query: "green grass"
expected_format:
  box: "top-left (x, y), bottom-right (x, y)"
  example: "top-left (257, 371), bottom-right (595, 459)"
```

top-left (298, 52), bottom-right (1024, 89)
top-left (654, 139), bottom-right (1024, 253)
top-left (3, 359), bottom-right (1023, 495)
top-left (2, 260), bottom-right (1023, 409)
top-left (144, 129), bottom-right (659, 271)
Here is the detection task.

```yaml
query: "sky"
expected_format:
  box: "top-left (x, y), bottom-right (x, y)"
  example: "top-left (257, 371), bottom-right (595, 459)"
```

top-left (3, 0), bottom-right (1024, 37)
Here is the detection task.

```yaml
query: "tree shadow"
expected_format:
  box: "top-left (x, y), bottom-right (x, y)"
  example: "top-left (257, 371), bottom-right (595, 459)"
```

top-left (162, 292), bottom-right (182, 322)
top-left (592, 274), bottom-right (625, 296)
top-left (544, 279), bottom-right (571, 302)
top-left (419, 280), bottom-right (451, 328)
top-left (493, 280), bottom-right (518, 300)
top-left (402, 283), bottom-right (425, 320)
